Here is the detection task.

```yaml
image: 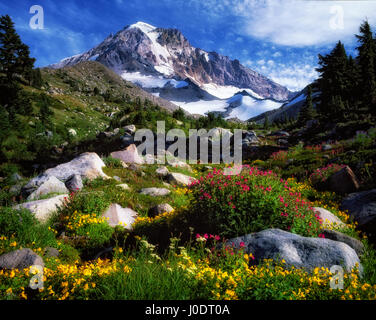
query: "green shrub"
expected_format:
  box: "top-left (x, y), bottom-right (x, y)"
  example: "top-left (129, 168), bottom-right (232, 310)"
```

top-left (308, 164), bottom-right (347, 188)
top-left (188, 166), bottom-right (322, 239)
top-left (0, 207), bottom-right (57, 254)
top-left (103, 156), bottom-right (123, 169)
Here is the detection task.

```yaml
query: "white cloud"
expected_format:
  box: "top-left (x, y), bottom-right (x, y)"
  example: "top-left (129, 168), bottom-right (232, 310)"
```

top-left (236, 0), bottom-right (376, 47)
top-left (268, 63), bottom-right (318, 92)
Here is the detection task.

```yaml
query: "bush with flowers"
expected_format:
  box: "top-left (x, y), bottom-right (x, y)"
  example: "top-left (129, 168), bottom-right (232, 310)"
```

top-left (187, 165), bottom-right (323, 239)
top-left (308, 164), bottom-right (347, 189)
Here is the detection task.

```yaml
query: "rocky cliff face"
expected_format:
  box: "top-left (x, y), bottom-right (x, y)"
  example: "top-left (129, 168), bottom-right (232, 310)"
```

top-left (51, 22), bottom-right (292, 102)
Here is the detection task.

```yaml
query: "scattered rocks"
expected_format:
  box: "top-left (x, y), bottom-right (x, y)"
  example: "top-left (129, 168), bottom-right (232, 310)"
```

top-left (14, 194), bottom-right (68, 222)
top-left (65, 174), bottom-right (83, 192)
top-left (139, 188), bottom-right (171, 197)
top-left (313, 207), bottom-right (346, 229)
top-left (321, 229), bottom-right (364, 256)
top-left (148, 203), bottom-right (174, 218)
top-left (167, 172), bottom-right (197, 186)
top-left (102, 204), bottom-right (138, 230)
top-left (111, 144), bottom-right (144, 165)
top-left (32, 153), bottom-right (108, 186)
top-left (0, 248), bottom-right (44, 270)
top-left (27, 176), bottom-right (69, 201)
top-left (156, 166), bottom-right (169, 177)
top-left (226, 229), bottom-right (361, 272)
top-left (327, 166), bottom-right (360, 195)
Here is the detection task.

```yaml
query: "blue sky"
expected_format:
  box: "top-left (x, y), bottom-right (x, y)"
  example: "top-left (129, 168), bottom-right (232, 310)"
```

top-left (1, 0), bottom-right (375, 91)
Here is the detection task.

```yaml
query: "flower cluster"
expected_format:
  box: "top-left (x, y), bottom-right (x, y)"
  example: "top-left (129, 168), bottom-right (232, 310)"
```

top-left (188, 165), bottom-right (322, 238)
top-left (309, 164), bottom-right (347, 186)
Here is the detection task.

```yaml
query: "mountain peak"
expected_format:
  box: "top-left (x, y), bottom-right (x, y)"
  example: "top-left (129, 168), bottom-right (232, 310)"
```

top-left (128, 21), bottom-right (156, 33)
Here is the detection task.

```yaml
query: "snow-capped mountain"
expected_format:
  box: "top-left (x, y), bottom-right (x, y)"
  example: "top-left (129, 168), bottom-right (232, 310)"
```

top-left (50, 21), bottom-right (295, 120)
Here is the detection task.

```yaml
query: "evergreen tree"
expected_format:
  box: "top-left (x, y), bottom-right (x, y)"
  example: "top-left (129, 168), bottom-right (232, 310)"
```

top-left (263, 114), bottom-right (269, 130)
top-left (39, 94), bottom-right (53, 126)
top-left (316, 41), bottom-right (349, 121)
top-left (30, 68), bottom-right (43, 88)
top-left (0, 15), bottom-right (35, 82)
top-left (356, 20), bottom-right (376, 112)
top-left (298, 85), bottom-right (315, 126)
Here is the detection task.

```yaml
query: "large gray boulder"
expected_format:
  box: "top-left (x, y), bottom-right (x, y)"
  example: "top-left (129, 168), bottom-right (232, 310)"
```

top-left (102, 204), bottom-right (138, 230)
top-left (327, 166), bottom-right (360, 195)
top-left (14, 194), bottom-right (68, 222)
top-left (0, 249), bottom-right (44, 270)
top-left (321, 229), bottom-right (364, 257)
top-left (44, 152), bottom-right (108, 181)
top-left (22, 153), bottom-right (108, 197)
top-left (111, 144), bottom-right (144, 165)
top-left (226, 229), bottom-right (361, 272)
top-left (341, 189), bottom-right (376, 237)
top-left (27, 176), bottom-right (69, 201)
top-left (167, 172), bottom-right (197, 186)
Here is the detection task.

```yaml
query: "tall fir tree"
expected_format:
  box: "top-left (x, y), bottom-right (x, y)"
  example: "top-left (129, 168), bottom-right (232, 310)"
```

top-left (263, 114), bottom-right (269, 130)
top-left (356, 20), bottom-right (376, 113)
top-left (316, 41), bottom-right (349, 121)
top-left (0, 15), bottom-right (35, 82)
top-left (298, 85), bottom-right (315, 126)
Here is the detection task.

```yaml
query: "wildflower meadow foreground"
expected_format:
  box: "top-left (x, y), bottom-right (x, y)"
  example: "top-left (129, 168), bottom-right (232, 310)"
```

top-left (1, 162), bottom-right (376, 301)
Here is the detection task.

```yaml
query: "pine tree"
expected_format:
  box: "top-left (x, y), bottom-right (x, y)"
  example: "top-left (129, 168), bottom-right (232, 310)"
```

top-left (356, 20), bottom-right (376, 112)
top-left (39, 94), bottom-right (53, 126)
top-left (263, 114), bottom-right (269, 130)
top-left (30, 67), bottom-right (43, 88)
top-left (298, 85), bottom-right (315, 126)
top-left (0, 15), bottom-right (35, 82)
top-left (316, 41), bottom-right (349, 121)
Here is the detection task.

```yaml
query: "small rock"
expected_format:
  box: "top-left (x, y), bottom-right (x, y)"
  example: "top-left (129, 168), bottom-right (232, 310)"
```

top-left (44, 247), bottom-right (60, 258)
top-left (313, 207), bottom-right (346, 229)
top-left (139, 188), bottom-right (171, 197)
top-left (111, 144), bottom-right (144, 165)
top-left (167, 172), bottom-right (197, 186)
top-left (113, 176), bottom-right (122, 182)
top-left (116, 184), bottom-right (130, 190)
top-left (123, 124), bottom-right (136, 134)
top-left (65, 174), bottom-right (83, 192)
top-left (148, 203), bottom-right (174, 218)
top-left (102, 204), bottom-right (138, 230)
top-left (322, 144), bottom-right (332, 151)
top-left (156, 166), bottom-right (169, 177)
